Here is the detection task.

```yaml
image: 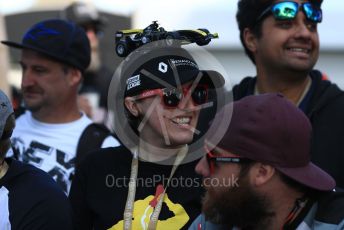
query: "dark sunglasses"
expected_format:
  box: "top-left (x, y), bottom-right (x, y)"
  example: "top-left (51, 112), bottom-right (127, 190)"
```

top-left (135, 84), bottom-right (208, 108)
top-left (205, 147), bottom-right (252, 174)
top-left (257, 1), bottom-right (322, 23)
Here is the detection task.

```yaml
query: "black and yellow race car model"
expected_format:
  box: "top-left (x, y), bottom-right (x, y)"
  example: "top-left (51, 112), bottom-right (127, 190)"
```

top-left (115, 21), bottom-right (219, 57)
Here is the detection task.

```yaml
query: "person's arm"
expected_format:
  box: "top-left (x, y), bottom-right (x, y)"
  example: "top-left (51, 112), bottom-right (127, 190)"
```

top-left (5, 160), bottom-right (75, 230)
top-left (22, 190), bottom-right (74, 230)
top-left (69, 159), bottom-right (94, 230)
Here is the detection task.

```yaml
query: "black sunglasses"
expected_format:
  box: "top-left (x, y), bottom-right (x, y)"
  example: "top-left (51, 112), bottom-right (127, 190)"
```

top-left (205, 147), bottom-right (252, 174)
top-left (257, 1), bottom-right (322, 23)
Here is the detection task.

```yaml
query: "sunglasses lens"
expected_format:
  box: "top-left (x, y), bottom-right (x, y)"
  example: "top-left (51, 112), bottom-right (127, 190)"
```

top-left (191, 86), bottom-right (208, 105)
top-left (272, 2), bottom-right (298, 20)
top-left (303, 3), bottom-right (322, 22)
top-left (163, 90), bottom-right (182, 107)
top-left (162, 85), bottom-right (207, 107)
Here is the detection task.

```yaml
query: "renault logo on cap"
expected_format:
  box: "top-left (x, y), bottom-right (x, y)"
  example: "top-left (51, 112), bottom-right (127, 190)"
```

top-left (158, 62), bottom-right (168, 73)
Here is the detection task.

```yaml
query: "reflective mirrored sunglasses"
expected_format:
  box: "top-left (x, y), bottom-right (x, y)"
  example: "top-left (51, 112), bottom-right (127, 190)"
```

top-left (257, 1), bottom-right (322, 23)
top-left (205, 146), bottom-right (252, 174)
top-left (134, 84), bottom-right (208, 108)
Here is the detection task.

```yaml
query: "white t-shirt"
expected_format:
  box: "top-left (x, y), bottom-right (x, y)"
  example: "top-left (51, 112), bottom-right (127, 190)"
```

top-left (0, 187), bottom-right (11, 230)
top-left (10, 111), bottom-right (120, 193)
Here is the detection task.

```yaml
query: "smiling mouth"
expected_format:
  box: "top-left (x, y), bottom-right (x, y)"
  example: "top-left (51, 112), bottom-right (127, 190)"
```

top-left (171, 117), bottom-right (192, 126)
top-left (286, 48), bottom-right (310, 54)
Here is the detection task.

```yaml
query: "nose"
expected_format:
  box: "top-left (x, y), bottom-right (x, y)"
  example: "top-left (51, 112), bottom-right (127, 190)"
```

top-left (177, 89), bottom-right (197, 110)
top-left (21, 69), bottom-right (36, 88)
top-left (195, 156), bottom-right (211, 177)
top-left (293, 13), bottom-right (314, 40)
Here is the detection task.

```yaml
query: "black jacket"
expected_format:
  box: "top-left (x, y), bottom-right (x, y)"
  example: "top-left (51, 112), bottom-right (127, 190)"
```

top-left (233, 70), bottom-right (344, 188)
top-left (79, 66), bottom-right (113, 108)
top-left (0, 158), bottom-right (73, 230)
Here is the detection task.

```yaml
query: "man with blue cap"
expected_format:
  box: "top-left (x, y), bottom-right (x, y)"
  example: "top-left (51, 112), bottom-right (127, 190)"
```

top-left (1, 19), bottom-right (119, 193)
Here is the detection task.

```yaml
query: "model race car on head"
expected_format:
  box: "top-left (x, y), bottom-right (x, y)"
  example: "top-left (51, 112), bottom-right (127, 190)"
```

top-left (115, 21), bottom-right (219, 57)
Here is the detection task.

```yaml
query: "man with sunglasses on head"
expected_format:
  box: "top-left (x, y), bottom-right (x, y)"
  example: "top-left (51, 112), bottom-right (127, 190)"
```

top-left (233, 0), bottom-right (344, 188)
top-left (189, 93), bottom-right (344, 230)
top-left (69, 47), bottom-right (225, 230)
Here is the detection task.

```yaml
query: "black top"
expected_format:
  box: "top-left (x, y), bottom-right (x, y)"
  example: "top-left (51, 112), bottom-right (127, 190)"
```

top-left (79, 66), bottom-right (113, 108)
top-left (0, 158), bottom-right (73, 230)
top-left (233, 70), bottom-right (344, 188)
top-left (69, 146), bottom-right (204, 230)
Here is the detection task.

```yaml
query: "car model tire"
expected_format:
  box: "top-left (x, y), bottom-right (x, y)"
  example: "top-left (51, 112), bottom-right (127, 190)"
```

top-left (116, 41), bottom-right (130, 57)
top-left (141, 36), bottom-right (151, 44)
top-left (165, 32), bottom-right (178, 46)
top-left (195, 28), bottom-right (211, 46)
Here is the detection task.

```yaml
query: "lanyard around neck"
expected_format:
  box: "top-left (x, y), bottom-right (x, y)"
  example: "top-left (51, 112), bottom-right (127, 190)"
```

top-left (123, 146), bottom-right (188, 230)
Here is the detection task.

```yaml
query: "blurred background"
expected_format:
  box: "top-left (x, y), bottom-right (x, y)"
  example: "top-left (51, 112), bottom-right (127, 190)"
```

top-left (1, 0), bottom-right (343, 99)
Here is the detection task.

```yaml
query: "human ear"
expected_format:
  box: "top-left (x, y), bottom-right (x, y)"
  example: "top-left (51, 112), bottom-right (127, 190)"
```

top-left (68, 68), bottom-right (82, 86)
top-left (243, 28), bottom-right (258, 52)
top-left (251, 163), bottom-right (275, 187)
top-left (124, 97), bottom-right (141, 117)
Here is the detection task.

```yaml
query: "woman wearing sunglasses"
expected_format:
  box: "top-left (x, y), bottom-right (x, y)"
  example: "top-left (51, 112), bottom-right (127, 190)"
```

top-left (69, 47), bottom-right (225, 230)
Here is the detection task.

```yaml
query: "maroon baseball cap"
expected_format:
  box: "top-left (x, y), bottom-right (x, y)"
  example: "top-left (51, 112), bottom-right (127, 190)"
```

top-left (210, 93), bottom-right (335, 191)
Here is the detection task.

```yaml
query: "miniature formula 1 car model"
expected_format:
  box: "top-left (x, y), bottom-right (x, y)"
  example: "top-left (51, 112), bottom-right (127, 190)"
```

top-left (115, 21), bottom-right (219, 57)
